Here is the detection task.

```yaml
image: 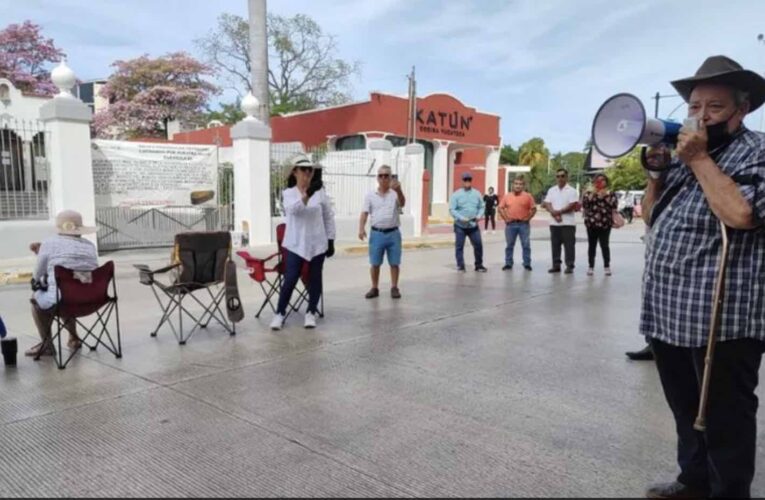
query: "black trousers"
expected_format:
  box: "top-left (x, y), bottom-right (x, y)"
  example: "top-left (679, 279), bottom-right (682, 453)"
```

top-left (586, 226), bottom-right (611, 268)
top-left (549, 225), bottom-right (575, 269)
top-left (484, 211), bottom-right (496, 230)
top-left (651, 338), bottom-right (765, 498)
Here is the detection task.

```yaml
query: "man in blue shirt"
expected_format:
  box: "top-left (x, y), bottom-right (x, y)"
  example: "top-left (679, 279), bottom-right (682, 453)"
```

top-left (449, 172), bottom-right (487, 272)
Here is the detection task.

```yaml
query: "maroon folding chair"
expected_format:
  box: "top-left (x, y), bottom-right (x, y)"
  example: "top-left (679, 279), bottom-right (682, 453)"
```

top-left (35, 261), bottom-right (122, 369)
top-left (238, 223), bottom-right (324, 320)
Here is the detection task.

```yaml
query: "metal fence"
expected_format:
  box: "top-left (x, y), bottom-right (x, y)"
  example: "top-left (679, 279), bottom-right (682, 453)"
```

top-left (320, 149), bottom-right (378, 217)
top-left (96, 206), bottom-right (227, 251)
top-left (0, 117), bottom-right (49, 220)
top-left (269, 143), bottom-right (379, 218)
top-left (217, 163), bottom-right (234, 231)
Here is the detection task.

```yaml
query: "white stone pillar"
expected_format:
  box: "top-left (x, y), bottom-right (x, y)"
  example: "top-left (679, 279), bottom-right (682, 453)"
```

top-left (39, 60), bottom-right (97, 247)
top-left (405, 143), bottom-right (425, 237)
top-left (431, 140), bottom-right (450, 219)
top-left (368, 139), bottom-right (393, 170)
top-left (485, 147), bottom-right (500, 195)
top-left (231, 93), bottom-right (272, 246)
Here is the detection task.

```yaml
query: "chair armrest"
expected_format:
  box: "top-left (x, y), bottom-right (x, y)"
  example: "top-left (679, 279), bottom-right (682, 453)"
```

top-left (237, 250), bottom-right (280, 266)
top-left (134, 263), bottom-right (180, 285)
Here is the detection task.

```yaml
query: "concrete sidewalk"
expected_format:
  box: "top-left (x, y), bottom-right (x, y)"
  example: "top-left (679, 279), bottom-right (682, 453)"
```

top-left (3, 220), bottom-right (728, 497)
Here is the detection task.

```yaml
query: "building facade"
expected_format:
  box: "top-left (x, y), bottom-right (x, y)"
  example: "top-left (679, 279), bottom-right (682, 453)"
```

top-left (171, 92), bottom-right (505, 218)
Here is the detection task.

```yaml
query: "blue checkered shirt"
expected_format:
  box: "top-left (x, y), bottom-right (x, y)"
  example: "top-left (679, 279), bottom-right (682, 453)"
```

top-left (641, 128), bottom-right (765, 347)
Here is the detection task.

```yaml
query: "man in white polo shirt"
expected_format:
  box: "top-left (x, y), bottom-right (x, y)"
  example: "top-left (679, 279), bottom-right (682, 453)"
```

top-left (359, 165), bottom-right (406, 299)
top-left (542, 168), bottom-right (579, 274)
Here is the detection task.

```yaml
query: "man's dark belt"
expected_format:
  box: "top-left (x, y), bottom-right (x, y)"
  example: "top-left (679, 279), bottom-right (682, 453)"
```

top-left (372, 227), bottom-right (399, 234)
top-left (507, 219), bottom-right (528, 223)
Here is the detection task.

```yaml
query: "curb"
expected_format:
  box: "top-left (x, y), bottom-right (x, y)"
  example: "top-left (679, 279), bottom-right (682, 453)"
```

top-left (0, 272), bottom-right (32, 286)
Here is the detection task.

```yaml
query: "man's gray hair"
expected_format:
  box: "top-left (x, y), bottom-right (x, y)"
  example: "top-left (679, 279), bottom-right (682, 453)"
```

top-left (733, 88), bottom-right (750, 108)
top-left (378, 165), bottom-right (392, 174)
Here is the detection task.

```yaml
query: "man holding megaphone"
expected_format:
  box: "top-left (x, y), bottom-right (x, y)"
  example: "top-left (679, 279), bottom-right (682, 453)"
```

top-left (609, 56), bottom-right (765, 499)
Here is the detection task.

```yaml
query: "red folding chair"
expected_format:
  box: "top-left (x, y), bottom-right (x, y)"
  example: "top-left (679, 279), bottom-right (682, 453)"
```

top-left (35, 261), bottom-right (122, 369)
top-left (237, 226), bottom-right (284, 319)
top-left (238, 223), bottom-right (324, 320)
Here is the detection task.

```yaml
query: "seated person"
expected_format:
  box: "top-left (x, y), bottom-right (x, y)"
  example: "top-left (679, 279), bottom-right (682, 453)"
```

top-left (26, 210), bottom-right (98, 357)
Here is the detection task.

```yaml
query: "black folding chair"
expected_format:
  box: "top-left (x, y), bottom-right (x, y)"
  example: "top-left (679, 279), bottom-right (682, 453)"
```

top-left (35, 261), bottom-right (122, 370)
top-left (135, 231), bottom-right (235, 345)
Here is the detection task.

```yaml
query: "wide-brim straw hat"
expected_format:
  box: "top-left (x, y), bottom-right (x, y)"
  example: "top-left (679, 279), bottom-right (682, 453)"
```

top-left (670, 55), bottom-right (765, 113)
top-left (56, 210), bottom-right (97, 236)
top-left (283, 153), bottom-right (322, 177)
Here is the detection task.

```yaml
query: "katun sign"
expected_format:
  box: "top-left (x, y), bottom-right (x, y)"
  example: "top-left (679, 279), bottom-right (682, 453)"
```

top-left (417, 108), bottom-right (474, 138)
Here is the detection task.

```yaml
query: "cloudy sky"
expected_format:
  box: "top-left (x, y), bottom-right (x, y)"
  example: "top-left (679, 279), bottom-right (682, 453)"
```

top-left (11, 0), bottom-right (765, 152)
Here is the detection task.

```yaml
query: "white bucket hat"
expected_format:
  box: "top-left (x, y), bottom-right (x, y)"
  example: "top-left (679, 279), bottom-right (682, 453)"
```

top-left (55, 210), bottom-right (97, 236)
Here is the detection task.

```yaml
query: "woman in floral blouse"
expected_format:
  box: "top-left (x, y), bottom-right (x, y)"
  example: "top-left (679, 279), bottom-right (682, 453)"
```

top-left (581, 174), bottom-right (618, 276)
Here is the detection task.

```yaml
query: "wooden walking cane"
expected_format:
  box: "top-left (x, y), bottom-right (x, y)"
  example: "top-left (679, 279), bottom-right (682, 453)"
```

top-left (694, 220), bottom-right (730, 432)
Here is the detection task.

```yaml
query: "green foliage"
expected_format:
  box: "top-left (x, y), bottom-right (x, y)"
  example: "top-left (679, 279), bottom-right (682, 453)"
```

top-left (200, 102), bottom-right (246, 126)
top-left (517, 138), bottom-right (550, 198)
top-left (500, 144), bottom-right (518, 165)
top-left (605, 148), bottom-right (648, 191)
top-left (518, 137), bottom-right (549, 168)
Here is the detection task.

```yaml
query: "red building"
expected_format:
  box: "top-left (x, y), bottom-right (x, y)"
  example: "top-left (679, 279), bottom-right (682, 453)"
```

top-left (171, 91), bottom-right (504, 218)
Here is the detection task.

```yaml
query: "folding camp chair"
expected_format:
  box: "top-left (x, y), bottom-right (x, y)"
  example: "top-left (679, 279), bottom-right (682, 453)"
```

top-left (34, 261), bottom-right (122, 370)
top-left (237, 223), bottom-right (323, 321)
top-left (135, 231), bottom-right (235, 345)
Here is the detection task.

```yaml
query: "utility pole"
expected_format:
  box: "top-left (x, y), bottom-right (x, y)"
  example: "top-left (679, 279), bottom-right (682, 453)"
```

top-left (406, 66), bottom-right (417, 144)
top-left (652, 92), bottom-right (681, 119)
top-left (248, 0), bottom-right (269, 124)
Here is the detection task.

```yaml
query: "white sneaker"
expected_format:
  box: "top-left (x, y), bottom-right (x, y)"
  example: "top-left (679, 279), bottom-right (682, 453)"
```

top-left (587, 268), bottom-right (594, 276)
top-left (604, 267), bottom-right (612, 276)
top-left (270, 313), bottom-right (285, 331)
top-left (304, 312), bottom-right (317, 329)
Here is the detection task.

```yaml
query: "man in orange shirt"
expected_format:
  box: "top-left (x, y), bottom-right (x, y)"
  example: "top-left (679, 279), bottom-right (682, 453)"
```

top-left (499, 177), bottom-right (537, 270)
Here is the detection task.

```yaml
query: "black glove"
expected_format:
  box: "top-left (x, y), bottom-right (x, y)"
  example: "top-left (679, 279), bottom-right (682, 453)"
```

top-left (326, 239), bottom-right (335, 258)
top-left (307, 179), bottom-right (322, 198)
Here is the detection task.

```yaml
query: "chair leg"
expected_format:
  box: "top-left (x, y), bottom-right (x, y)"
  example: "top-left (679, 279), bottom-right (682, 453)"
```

top-left (178, 292), bottom-right (185, 345)
top-left (56, 316), bottom-right (64, 370)
top-left (114, 300), bottom-right (123, 359)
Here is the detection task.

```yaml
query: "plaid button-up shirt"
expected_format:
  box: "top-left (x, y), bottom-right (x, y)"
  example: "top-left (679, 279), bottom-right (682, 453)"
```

top-left (641, 127), bottom-right (765, 348)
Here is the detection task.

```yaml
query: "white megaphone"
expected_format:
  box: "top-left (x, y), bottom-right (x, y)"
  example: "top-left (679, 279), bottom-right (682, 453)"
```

top-left (591, 93), bottom-right (681, 159)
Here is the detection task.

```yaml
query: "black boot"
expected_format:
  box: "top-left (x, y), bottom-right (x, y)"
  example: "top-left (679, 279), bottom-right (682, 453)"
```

top-left (626, 344), bottom-right (654, 361)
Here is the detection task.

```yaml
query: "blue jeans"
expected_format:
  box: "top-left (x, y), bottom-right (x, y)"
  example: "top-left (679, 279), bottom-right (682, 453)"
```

top-left (454, 225), bottom-right (483, 269)
top-left (504, 222), bottom-right (531, 267)
top-left (276, 250), bottom-right (325, 315)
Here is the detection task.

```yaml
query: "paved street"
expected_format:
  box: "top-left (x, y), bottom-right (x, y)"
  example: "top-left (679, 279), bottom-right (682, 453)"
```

top-left (1, 222), bottom-right (763, 497)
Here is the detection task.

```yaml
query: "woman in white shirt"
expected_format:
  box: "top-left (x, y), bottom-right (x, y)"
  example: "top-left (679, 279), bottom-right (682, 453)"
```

top-left (271, 154), bottom-right (336, 330)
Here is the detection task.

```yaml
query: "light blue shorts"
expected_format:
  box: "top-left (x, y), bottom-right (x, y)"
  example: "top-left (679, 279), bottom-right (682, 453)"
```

top-left (369, 228), bottom-right (402, 267)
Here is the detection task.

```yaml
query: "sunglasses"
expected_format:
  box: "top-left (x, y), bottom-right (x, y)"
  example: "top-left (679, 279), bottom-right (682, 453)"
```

top-left (378, 174), bottom-right (391, 179)
top-left (297, 166), bottom-right (314, 173)
top-left (556, 174), bottom-right (567, 178)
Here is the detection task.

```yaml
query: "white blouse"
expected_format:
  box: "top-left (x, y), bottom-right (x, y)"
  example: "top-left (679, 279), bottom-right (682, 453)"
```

top-left (281, 186), bottom-right (336, 260)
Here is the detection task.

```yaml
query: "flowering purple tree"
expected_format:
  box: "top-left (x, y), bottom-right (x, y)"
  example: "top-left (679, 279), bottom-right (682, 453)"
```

top-left (94, 52), bottom-right (219, 139)
top-left (0, 21), bottom-right (64, 96)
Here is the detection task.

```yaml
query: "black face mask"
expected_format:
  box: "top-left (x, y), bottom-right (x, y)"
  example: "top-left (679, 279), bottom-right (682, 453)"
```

top-left (705, 112), bottom-right (737, 152)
